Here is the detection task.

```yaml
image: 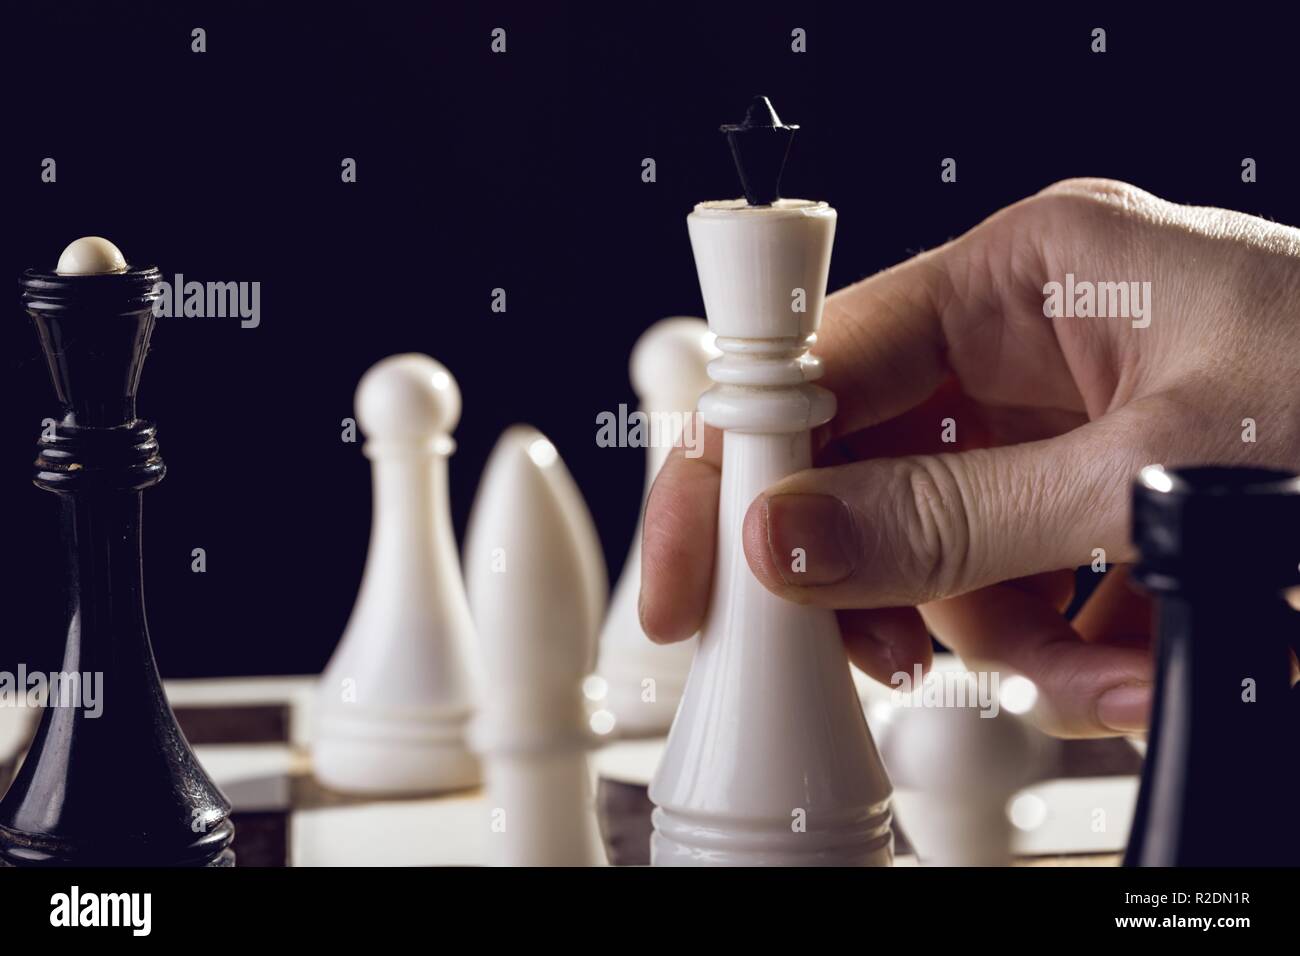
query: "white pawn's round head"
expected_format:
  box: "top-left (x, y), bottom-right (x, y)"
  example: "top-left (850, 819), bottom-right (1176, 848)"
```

top-left (355, 354), bottom-right (461, 448)
top-left (630, 316), bottom-right (717, 402)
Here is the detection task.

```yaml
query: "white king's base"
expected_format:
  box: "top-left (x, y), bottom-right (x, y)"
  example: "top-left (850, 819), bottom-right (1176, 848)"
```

top-left (651, 805), bottom-right (894, 867)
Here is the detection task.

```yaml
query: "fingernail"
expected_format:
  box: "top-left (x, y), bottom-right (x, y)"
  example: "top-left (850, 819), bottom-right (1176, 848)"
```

top-left (1096, 683), bottom-right (1152, 733)
top-left (636, 588), bottom-right (665, 643)
top-left (636, 588), bottom-right (649, 636)
top-left (865, 632), bottom-right (899, 678)
top-left (764, 494), bottom-right (857, 586)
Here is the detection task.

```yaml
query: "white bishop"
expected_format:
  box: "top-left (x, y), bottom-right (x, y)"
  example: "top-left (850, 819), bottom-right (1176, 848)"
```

top-left (464, 426), bottom-right (608, 866)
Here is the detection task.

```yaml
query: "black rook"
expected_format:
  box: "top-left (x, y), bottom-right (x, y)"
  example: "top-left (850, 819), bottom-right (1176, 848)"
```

top-left (0, 258), bottom-right (235, 866)
top-left (1124, 465), bottom-right (1300, 866)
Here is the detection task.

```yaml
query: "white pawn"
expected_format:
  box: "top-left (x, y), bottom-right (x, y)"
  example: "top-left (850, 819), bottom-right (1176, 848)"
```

top-left (465, 426), bottom-right (608, 866)
top-left (594, 317), bottom-right (716, 736)
top-left (879, 677), bottom-right (1056, 866)
top-left (312, 354), bottom-right (480, 795)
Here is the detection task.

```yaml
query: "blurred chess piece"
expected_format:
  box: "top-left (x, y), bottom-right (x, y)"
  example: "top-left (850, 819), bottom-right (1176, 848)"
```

top-left (312, 355), bottom-right (480, 795)
top-left (594, 317), bottom-right (716, 736)
top-left (880, 674), bottom-right (1056, 866)
top-left (465, 426), bottom-right (608, 866)
top-left (1123, 465), bottom-right (1300, 865)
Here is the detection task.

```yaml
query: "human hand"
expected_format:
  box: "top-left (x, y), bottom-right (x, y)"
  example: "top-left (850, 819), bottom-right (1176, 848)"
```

top-left (640, 179), bottom-right (1300, 737)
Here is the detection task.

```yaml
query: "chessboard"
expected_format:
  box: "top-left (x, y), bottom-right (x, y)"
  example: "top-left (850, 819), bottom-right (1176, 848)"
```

top-left (0, 655), bottom-right (1141, 867)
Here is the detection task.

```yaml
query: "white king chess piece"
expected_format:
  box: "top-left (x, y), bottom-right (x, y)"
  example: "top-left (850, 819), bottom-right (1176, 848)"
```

top-left (595, 316), bottom-right (717, 736)
top-left (649, 97), bottom-right (893, 866)
top-left (465, 426), bottom-right (609, 866)
top-left (312, 354), bottom-right (480, 795)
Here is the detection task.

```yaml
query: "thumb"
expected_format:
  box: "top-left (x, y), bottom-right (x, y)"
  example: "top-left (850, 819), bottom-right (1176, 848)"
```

top-left (742, 421), bottom-right (1139, 607)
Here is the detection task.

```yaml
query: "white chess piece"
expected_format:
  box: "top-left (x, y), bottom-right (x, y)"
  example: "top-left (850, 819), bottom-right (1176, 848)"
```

top-left (312, 354), bottom-right (480, 795)
top-left (649, 199), bottom-right (894, 866)
top-left (594, 317), bottom-right (716, 736)
top-left (880, 677), bottom-right (1056, 866)
top-left (464, 426), bottom-right (608, 866)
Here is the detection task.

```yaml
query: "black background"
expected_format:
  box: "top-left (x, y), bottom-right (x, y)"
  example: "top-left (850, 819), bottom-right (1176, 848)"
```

top-left (0, 3), bottom-right (1294, 677)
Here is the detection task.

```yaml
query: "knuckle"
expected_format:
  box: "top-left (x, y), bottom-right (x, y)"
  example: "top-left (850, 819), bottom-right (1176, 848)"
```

top-left (1025, 179), bottom-right (1158, 235)
top-left (1037, 177), bottom-right (1145, 205)
top-left (896, 455), bottom-right (975, 600)
top-left (979, 182), bottom-right (1161, 286)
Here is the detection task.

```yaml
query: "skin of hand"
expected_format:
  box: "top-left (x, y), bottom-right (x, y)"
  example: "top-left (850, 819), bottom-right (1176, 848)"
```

top-left (639, 178), bottom-right (1300, 738)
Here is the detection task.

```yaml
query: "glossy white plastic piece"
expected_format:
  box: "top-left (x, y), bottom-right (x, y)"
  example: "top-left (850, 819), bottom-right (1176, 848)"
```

top-left (594, 317), bottom-right (716, 736)
top-left (312, 354), bottom-right (481, 795)
top-left (880, 693), bottom-right (1057, 867)
top-left (649, 199), bottom-right (894, 866)
top-left (464, 426), bottom-right (608, 866)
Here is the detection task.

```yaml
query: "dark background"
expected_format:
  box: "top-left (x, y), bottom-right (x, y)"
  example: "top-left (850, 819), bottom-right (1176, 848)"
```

top-left (0, 3), bottom-right (1294, 677)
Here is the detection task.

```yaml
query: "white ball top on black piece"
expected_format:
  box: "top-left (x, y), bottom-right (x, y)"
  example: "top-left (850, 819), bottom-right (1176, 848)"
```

top-left (55, 236), bottom-right (128, 275)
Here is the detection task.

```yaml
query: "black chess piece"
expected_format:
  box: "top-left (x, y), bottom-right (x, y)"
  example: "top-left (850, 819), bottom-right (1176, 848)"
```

top-left (1124, 464), bottom-right (1300, 866)
top-left (0, 254), bottom-right (235, 866)
top-left (721, 95), bottom-right (797, 207)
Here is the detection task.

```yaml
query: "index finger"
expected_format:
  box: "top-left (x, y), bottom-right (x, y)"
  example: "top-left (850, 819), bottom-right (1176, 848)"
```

top-left (815, 243), bottom-right (954, 439)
